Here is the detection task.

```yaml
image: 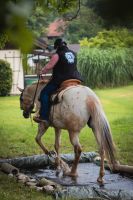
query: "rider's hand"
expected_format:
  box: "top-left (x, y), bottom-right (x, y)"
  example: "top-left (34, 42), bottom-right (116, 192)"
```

top-left (40, 67), bottom-right (47, 74)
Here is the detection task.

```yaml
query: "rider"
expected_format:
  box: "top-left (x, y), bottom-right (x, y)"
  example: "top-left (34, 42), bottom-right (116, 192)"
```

top-left (33, 38), bottom-right (83, 125)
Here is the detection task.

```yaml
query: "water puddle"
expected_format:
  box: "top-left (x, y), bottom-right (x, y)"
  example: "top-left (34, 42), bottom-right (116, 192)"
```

top-left (24, 163), bottom-right (133, 191)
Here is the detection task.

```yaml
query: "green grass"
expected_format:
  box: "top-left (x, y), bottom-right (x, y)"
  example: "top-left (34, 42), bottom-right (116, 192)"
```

top-left (0, 85), bottom-right (133, 199)
top-left (0, 85), bottom-right (133, 164)
top-left (0, 172), bottom-right (53, 200)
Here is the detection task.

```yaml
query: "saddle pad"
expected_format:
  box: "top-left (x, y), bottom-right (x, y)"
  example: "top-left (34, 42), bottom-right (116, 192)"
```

top-left (51, 85), bottom-right (81, 104)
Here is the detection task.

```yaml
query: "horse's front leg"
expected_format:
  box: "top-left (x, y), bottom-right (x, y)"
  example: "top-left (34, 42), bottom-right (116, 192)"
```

top-left (66, 131), bottom-right (82, 177)
top-left (54, 128), bottom-right (70, 174)
top-left (35, 122), bottom-right (49, 154)
top-left (54, 128), bottom-right (61, 170)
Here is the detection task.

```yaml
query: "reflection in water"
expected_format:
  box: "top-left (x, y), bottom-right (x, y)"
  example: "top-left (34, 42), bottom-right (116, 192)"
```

top-left (24, 163), bottom-right (133, 190)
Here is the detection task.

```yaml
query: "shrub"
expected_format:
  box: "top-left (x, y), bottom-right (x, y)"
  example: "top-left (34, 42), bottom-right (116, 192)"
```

top-left (0, 34), bottom-right (8, 49)
top-left (0, 60), bottom-right (12, 96)
top-left (79, 29), bottom-right (133, 48)
top-left (78, 48), bottom-right (133, 88)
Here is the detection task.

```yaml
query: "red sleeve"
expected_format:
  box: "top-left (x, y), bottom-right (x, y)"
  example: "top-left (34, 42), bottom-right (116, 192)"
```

top-left (41, 54), bottom-right (59, 74)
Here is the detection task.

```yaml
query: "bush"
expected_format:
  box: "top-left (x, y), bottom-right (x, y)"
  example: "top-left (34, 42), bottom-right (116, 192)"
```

top-left (78, 48), bottom-right (133, 88)
top-left (79, 29), bottom-right (133, 48)
top-left (0, 60), bottom-right (12, 96)
top-left (0, 34), bottom-right (8, 49)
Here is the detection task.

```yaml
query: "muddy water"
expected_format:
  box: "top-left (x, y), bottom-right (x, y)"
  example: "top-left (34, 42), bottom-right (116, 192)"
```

top-left (25, 163), bottom-right (133, 191)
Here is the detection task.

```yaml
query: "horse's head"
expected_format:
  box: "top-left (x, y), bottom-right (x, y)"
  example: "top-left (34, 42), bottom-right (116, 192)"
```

top-left (18, 87), bottom-right (34, 118)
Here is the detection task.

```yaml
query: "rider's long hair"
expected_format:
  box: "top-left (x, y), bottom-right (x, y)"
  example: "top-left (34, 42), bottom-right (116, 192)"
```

top-left (54, 38), bottom-right (68, 51)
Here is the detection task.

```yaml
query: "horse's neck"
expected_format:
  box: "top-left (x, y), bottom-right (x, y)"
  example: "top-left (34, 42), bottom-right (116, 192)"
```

top-left (31, 83), bottom-right (44, 101)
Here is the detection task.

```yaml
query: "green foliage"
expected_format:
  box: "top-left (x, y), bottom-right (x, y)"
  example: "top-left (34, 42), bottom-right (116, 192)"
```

top-left (86, 0), bottom-right (133, 28)
top-left (79, 29), bottom-right (133, 48)
top-left (78, 47), bottom-right (133, 88)
top-left (0, 34), bottom-right (8, 49)
top-left (0, 0), bottom-right (77, 53)
top-left (27, 6), bottom-right (56, 38)
top-left (65, 4), bottom-right (104, 43)
top-left (0, 60), bottom-right (12, 96)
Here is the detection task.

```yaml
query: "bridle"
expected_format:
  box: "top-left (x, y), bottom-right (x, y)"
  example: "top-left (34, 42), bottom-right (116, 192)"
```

top-left (31, 75), bottom-right (40, 111)
top-left (20, 75), bottom-right (40, 118)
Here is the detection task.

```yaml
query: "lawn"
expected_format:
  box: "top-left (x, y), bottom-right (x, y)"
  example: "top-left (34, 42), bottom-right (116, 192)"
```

top-left (0, 85), bottom-right (133, 164)
top-left (0, 172), bottom-right (53, 200)
top-left (0, 85), bottom-right (133, 200)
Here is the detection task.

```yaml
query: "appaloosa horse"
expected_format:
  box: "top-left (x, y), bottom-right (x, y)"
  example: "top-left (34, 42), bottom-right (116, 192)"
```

top-left (18, 81), bottom-right (117, 183)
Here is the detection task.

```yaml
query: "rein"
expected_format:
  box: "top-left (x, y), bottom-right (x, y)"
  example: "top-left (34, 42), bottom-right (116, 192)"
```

top-left (31, 75), bottom-right (40, 110)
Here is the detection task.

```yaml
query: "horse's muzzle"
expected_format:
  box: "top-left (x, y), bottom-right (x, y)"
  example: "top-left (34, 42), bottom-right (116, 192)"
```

top-left (23, 111), bottom-right (30, 118)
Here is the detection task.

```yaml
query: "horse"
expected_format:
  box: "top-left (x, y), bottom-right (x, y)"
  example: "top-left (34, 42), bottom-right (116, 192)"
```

top-left (18, 81), bottom-right (117, 184)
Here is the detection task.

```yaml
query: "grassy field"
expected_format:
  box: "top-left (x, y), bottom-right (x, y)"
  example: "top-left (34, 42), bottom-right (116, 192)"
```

top-left (0, 85), bottom-right (133, 200)
top-left (0, 85), bottom-right (133, 163)
top-left (0, 172), bottom-right (53, 200)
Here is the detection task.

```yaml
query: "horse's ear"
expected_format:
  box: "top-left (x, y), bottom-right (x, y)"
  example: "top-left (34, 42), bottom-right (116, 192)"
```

top-left (17, 87), bottom-right (24, 92)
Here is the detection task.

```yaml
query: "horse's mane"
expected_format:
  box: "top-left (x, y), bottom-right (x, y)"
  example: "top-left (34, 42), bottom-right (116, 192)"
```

top-left (25, 80), bottom-right (48, 95)
top-left (31, 79), bottom-right (49, 86)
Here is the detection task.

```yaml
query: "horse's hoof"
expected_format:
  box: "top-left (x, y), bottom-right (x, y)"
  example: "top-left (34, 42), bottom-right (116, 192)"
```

top-left (64, 171), bottom-right (78, 177)
top-left (97, 177), bottom-right (104, 185)
top-left (56, 168), bottom-right (62, 176)
top-left (48, 150), bottom-right (56, 157)
top-left (56, 165), bottom-right (62, 173)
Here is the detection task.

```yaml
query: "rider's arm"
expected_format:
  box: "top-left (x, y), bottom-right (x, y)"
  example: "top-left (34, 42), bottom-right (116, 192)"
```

top-left (41, 54), bottom-right (59, 74)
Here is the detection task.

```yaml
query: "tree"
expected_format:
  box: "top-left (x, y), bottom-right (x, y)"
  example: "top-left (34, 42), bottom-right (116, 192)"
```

top-left (27, 6), bottom-right (57, 38)
top-left (0, 0), bottom-right (78, 52)
top-left (85, 0), bottom-right (133, 28)
top-left (65, 4), bottom-right (104, 43)
top-left (0, 60), bottom-right (12, 96)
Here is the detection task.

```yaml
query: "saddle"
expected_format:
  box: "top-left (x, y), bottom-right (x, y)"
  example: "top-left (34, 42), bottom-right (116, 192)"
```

top-left (50, 79), bottom-right (82, 105)
top-left (59, 79), bottom-right (82, 91)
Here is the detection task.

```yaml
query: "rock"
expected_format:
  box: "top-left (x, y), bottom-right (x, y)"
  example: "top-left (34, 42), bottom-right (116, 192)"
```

top-left (29, 185), bottom-right (37, 189)
top-left (8, 173), bottom-right (14, 178)
top-left (17, 173), bottom-right (30, 183)
top-left (28, 178), bottom-right (37, 183)
top-left (36, 187), bottom-right (43, 191)
top-left (43, 185), bottom-right (54, 194)
top-left (18, 179), bottom-right (27, 184)
top-left (38, 178), bottom-right (58, 188)
top-left (26, 182), bottom-right (37, 187)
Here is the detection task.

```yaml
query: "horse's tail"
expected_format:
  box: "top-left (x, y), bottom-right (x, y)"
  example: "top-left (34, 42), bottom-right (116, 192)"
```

top-left (87, 96), bottom-right (117, 167)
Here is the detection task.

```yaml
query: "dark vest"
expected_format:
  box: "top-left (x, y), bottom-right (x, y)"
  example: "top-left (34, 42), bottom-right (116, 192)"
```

top-left (52, 47), bottom-right (83, 85)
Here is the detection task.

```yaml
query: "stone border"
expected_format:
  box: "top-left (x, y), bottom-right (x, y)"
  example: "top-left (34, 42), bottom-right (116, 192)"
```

top-left (0, 152), bottom-right (133, 200)
top-left (0, 152), bottom-right (98, 169)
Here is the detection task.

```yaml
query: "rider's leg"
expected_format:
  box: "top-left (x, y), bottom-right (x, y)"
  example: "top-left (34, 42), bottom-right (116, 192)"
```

top-left (33, 80), bottom-right (59, 123)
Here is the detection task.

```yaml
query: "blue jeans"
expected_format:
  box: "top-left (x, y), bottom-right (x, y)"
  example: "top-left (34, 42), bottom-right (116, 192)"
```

top-left (39, 80), bottom-right (59, 121)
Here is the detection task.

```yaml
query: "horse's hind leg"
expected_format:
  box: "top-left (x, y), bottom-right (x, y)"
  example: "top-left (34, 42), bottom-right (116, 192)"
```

top-left (97, 146), bottom-right (105, 184)
top-left (35, 122), bottom-right (49, 154)
top-left (66, 131), bottom-right (82, 177)
top-left (93, 130), bottom-right (105, 184)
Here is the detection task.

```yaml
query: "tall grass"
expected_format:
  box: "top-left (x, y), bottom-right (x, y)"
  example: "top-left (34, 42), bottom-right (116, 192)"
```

top-left (78, 48), bottom-right (133, 88)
